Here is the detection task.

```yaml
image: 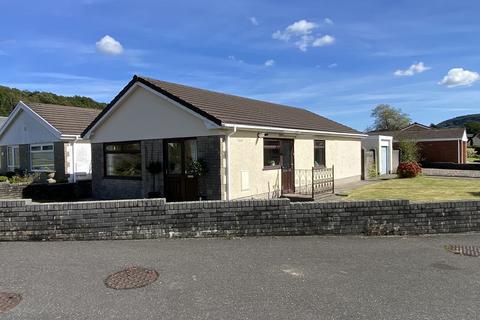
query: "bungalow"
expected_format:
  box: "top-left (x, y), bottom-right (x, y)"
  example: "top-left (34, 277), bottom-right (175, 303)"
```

top-left (373, 123), bottom-right (468, 164)
top-left (0, 101), bottom-right (101, 181)
top-left (83, 75), bottom-right (366, 201)
top-left (468, 133), bottom-right (480, 148)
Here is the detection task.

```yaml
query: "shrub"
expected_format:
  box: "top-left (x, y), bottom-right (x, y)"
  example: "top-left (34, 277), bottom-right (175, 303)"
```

top-left (367, 163), bottom-right (378, 178)
top-left (9, 171), bottom-right (42, 184)
top-left (398, 140), bottom-right (421, 162)
top-left (397, 162), bottom-right (422, 178)
top-left (468, 148), bottom-right (478, 158)
top-left (0, 176), bottom-right (8, 182)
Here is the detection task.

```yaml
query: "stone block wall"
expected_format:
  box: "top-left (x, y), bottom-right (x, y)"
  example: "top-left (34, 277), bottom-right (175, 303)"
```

top-left (0, 183), bottom-right (28, 199)
top-left (91, 143), bottom-right (143, 199)
top-left (1, 198), bottom-right (480, 241)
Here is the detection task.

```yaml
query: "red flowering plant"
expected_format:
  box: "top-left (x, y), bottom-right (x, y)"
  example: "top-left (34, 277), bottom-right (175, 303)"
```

top-left (397, 162), bottom-right (422, 178)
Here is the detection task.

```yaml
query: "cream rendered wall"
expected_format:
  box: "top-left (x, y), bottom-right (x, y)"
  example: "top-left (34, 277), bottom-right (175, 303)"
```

top-left (294, 137), bottom-right (314, 170)
top-left (0, 110), bottom-right (58, 145)
top-left (229, 131), bottom-right (281, 199)
top-left (325, 138), bottom-right (362, 182)
top-left (65, 142), bottom-right (93, 181)
top-left (90, 86), bottom-right (223, 143)
top-left (228, 132), bottom-right (362, 199)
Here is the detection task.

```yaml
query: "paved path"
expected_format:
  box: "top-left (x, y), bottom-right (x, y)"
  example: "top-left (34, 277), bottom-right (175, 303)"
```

top-left (1, 234), bottom-right (480, 319)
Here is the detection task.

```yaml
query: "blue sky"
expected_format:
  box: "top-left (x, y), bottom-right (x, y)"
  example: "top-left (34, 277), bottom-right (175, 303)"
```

top-left (1, 0), bottom-right (479, 131)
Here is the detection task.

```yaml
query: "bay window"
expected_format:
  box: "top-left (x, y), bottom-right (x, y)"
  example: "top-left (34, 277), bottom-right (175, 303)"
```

top-left (104, 142), bottom-right (142, 178)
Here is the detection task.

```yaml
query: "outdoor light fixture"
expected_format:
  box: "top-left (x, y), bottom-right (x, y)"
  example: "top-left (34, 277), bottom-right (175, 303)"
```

top-left (257, 132), bottom-right (269, 138)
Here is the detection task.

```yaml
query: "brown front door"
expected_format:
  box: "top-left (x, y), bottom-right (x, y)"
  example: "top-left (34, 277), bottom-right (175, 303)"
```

top-left (281, 140), bottom-right (294, 194)
top-left (164, 139), bottom-right (199, 202)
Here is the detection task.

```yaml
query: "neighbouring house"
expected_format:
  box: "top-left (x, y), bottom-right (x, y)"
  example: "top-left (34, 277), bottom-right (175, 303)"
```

top-left (361, 135), bottom-right (395, 175)
top-left (374, 123), bottom-right (468, 164)
top-left (468, 133), bottom-right (480, 148)
top-left (0, 101), bottom-right (101, 181)
top-left (82, 75), bottom-right (366, 201)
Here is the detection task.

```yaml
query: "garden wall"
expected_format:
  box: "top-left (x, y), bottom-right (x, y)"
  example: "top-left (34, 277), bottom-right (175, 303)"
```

top-left (1, 198), bottom-right (480, 241)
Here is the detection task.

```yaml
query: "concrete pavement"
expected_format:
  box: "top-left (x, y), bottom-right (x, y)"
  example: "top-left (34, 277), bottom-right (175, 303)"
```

top-left (1, 234), bottom-right (480, 319)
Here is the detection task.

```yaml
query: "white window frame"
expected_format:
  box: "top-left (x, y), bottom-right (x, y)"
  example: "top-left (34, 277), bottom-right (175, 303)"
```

top-left (7, 145), bottom-right (20, 171)
top-left (30, 144), bottom-right (55, 172)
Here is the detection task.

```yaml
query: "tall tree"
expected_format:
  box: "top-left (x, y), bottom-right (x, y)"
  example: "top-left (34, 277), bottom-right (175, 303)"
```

top-left (368, 104), bottom-right (411, 131)
top-left (465, 121), bottom-right (480, 135)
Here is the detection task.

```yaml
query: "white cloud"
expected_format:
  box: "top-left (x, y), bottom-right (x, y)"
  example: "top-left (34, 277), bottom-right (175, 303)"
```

top-left (324, 18), bottom-right (334, 25)
top-left (249, 17), bottom-right (259, 26)
top-left (272, 20), bottom-right (318, 41)
top-left (272, 20), bottom-right (336, 51)
top-left (328, 63), bottom-right (338, 68)
top-left (264, 59), bottom-right (275, 67)
top-left (439, 68), bottom-right (479, 87)
top-left (228, 55), bottom-right (243, 63)
top-left (95, 35), bottom-right (123, 55)
top-left (394, 62), bottom-right (430, 76)
top-left (312, 35), bottom-right (335, 47)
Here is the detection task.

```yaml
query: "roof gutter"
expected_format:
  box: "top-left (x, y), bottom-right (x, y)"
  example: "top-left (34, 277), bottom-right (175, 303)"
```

top-left (222, 123), bottom-right (367, 138)
top-left (60, 134), bottom-right (83, 141)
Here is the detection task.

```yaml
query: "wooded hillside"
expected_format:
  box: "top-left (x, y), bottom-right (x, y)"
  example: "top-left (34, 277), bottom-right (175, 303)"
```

top-left (0, 85), bottom-right (106, 116)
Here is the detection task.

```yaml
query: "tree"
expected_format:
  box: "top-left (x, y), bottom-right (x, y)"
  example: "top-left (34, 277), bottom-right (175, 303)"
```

top-left (398, 140), bottom-right (421, 162)
top-left (368, 104), bottom-right (411, 132)
top-left (465, 121), bottom-right (480, 135)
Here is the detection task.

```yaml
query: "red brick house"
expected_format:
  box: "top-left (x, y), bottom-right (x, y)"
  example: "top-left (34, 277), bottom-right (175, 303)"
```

top-left (373, 124), bottom-right (468, 164)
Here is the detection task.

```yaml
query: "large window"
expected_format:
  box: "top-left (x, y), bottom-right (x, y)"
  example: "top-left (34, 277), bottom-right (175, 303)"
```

top-left (30, 144), bottom-right (54, 172)
top-left (263, 139), bottom-right (281, 168)
top-left (314, 140), bottom-right (326, 167)
top-left (7, 146), bottom-right (20, 171)
top-left (104, 142), bottom-right (142, 178)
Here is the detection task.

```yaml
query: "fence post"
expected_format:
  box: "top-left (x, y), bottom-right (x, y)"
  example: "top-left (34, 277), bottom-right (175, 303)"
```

top-left (311, 167), bottom-right (315, 199)
top-left (332, 165), bottom-right (335, 194)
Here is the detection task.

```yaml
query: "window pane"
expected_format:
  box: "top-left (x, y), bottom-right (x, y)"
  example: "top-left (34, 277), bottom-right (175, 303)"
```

top-left (14, 148), bottom-right (19, 168)
top-left (314, 140), bottom-right (326, 167)
top-left (184, 140), bottom-right (197, 173)
top-left (42, 145), bottom-right (53, 151)
top-left (31, 146), bottom-right (41, 151)
top-left (264, 139), bottom-right (281, 167)
top-left (106, 153), bottom-right (141, 177)
top-left (167, 142), bottom-right (182, 174)
top-left (105, 142), bottom-right (140, 152)
top-left (8, 146), bottom-right (19, 169)
top-left (31, 151), bottom-right (54, 171)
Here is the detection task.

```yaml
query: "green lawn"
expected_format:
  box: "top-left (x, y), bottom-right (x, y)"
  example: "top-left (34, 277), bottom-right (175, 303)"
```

top-left (348, 176), bottom-right (480, 201)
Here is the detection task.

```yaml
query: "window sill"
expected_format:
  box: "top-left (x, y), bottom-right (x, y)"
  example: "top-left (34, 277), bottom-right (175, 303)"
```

top-left (103, 176), bottom-right (142, 181)
top-left (263, 166), bottom-right (281, 171)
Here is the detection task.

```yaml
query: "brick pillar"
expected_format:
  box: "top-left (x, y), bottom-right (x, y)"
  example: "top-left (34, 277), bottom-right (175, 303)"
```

top-left (53, 142), bottom-right (66, 181)
top-left (0, 146), bottom-right (7, 173)
top-left (142, 139), bottom-right (164, 197)
top-left (19, 144), bottom-right (30, 172)
top-left (197, 135), bottom-right (226, 200)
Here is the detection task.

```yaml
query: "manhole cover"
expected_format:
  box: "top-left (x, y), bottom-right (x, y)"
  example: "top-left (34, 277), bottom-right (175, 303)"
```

top-left (0, 292), bottom-right (22, 314)
top-left (105, 266), bottom-right (158, 290)
top-left (445, 245), bottom-right (480, 257)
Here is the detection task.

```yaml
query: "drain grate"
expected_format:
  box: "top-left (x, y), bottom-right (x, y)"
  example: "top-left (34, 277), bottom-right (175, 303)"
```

top-left (445, 245), bottom-right (480, 257)
top-left (0, 292), bottom-right (22, 314)
top-left (105, 266), bottom-right (158, 290)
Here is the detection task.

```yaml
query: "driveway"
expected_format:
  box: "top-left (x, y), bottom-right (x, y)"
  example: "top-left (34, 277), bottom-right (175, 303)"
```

top-left (1, 234), bottom-right (480, 319)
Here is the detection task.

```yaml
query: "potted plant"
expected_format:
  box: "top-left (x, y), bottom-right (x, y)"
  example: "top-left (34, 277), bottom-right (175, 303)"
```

top-left (147, 161), bottom-right (162, 198)
top-left (187, 159), bottom-right (208, 177)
